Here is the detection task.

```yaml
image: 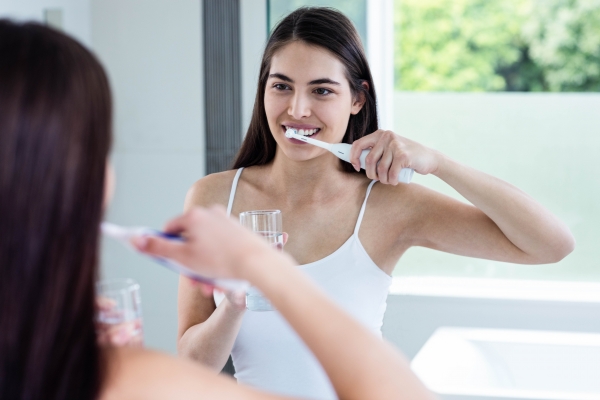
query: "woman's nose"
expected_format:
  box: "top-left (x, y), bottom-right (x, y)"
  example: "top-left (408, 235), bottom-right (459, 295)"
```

top-left (288, 93), bottom-right (311, 119)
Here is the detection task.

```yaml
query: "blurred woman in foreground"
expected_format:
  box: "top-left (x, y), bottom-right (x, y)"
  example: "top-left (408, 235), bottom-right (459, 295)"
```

top-left (0, 19), bottom-right (434, 400)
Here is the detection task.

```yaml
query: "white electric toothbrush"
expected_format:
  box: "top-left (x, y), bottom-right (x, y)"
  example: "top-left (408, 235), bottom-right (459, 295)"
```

top-left (285, 129), bottom-right (414, 184)
top-left (101, 222), bottom-right (249, 292)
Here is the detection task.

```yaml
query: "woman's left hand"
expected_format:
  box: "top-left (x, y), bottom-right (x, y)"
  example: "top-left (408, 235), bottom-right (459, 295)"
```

top-left (96, 297), bottom-right (143, 347)
top-left (349, 130), bottom-right (441, 185)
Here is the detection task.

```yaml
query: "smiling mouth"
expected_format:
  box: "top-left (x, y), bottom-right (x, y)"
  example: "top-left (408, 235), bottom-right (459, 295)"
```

top-left (282, 125), bottom-right (321, 137)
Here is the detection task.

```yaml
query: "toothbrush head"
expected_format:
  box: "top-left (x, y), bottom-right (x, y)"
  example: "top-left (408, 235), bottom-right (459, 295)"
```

top-left (101, 222), bottom-right (131, 239)
top-left (285, 128), bottom-right (297, 138)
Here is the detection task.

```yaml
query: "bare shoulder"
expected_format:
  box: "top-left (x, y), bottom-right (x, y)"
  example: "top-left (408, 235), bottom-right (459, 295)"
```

top-left (99, 347), bottom-right (275, 400)
top-left (184, 169), bottom-right (240, 211)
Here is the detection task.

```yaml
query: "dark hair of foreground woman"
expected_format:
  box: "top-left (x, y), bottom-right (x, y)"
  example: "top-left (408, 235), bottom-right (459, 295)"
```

top-left (0, 19), bottom-right (111, 400)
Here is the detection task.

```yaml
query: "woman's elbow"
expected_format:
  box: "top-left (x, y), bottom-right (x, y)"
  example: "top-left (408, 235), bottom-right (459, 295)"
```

top-left (545, 230), bottom-right (576, 263)
top-left (559, 232), bottom-right (576, 261)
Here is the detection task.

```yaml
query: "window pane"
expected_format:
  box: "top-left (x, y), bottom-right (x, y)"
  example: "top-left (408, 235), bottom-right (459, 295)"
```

top-left (394, 0), bottom-right (600, 281)
top-left (393, 93), bottom-right (600, 281)
top-left (395, 0), bottom-right (600, 92)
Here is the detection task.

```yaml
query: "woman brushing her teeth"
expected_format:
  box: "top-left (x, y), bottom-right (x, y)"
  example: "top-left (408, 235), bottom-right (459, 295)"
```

top-left (179, 7), bottom-right (575, 399)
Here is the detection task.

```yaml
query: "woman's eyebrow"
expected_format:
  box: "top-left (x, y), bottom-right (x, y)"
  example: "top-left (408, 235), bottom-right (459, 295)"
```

top-left (269, 73), bottom-right (293, 82)
top-left (268, 73), bottom-right (341, 86)
top-left (308, 78), bottom-right (340, 86)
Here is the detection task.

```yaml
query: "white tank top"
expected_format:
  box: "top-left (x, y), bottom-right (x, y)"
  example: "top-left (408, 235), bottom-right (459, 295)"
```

top-left (217, 168), bottom-right (392, 400)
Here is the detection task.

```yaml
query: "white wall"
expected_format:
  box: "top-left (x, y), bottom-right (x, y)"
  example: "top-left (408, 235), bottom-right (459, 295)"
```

top-left (1, 0), bottom-right (203, 354)
top-left (0, 0), bottom-right (91, 46)
top-left (91, 0), bottom-right (204, 353)
top-left (240, 0), bottom-right (267, 136)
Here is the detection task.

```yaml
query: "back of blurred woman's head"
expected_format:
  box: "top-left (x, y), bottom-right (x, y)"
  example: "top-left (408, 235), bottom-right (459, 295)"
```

top-left (0, 20), bottom-right (111, 400)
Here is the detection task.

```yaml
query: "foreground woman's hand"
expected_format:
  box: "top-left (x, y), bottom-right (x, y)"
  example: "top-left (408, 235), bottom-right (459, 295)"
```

top-left (131, 205), bottom-right (282, 281)
top-left (349, 129), bottom-right (442, 185)
top-left (96, 297), bottom-right (143, 347)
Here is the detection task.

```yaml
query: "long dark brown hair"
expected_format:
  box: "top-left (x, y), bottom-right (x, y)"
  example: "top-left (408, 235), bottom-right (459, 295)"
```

top-left (0, 20), bottom-right (112, 400)
top-left (232, 7), bottom-right (378, 172)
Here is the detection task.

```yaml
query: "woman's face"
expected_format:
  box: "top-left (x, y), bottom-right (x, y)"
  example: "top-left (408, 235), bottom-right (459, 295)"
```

top-left (264, 41), bottom-right (365, 162)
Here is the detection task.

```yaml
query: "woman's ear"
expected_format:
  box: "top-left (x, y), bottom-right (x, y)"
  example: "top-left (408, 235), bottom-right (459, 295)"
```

top-left (350, 81), bottom-right (369, 115)
top-left (103, 161), bottom-right (115, 210)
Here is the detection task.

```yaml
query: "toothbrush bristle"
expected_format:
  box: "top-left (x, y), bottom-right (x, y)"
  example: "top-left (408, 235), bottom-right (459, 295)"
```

top-left (285, 128), bottom-right (297, 138)
top-left (101, 222), bottom-right (133, 239)
top-left (101, 222), bottom-right (122, 237)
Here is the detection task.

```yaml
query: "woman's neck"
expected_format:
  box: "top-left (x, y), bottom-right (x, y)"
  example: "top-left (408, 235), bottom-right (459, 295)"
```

top-left (264, 149), bottom-right (355, 205)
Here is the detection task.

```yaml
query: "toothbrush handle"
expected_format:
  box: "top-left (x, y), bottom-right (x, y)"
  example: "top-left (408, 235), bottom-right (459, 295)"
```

top-left (359, 149), bottom-right (414, 184)
top-left (148, 230), bottom-right (249, 291)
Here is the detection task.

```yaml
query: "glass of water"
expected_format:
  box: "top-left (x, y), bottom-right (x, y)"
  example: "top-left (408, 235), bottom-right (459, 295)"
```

top-left (239, 210), bottom-right (283, 311)
top-left (96, 278), bottom-right (143, 346)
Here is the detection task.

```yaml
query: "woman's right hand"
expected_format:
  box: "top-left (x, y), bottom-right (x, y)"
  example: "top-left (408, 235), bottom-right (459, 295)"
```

top-left (193, 281), bottom-right (247, 311)
top-left (215, 287), bottom-right (247, 310)
top-left (131, 205), bottom-right (279, 281)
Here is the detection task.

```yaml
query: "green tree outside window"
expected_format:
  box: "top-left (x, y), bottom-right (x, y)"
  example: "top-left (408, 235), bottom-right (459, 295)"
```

top-left (395, 0), bottom-right (600, 92)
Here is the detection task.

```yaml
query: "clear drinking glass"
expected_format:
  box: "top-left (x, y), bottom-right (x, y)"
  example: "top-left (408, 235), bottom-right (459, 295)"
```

top-left (239, 210), bottom-right (283, 311)
top-left (96, 278), bottom-right (143, 346)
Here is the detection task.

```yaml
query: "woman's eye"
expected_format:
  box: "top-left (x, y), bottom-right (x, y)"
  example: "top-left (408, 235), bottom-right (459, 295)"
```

top-left (314, 88), bottom-right (332, 95)
top-left (273, 83), bottom-right (290, 91)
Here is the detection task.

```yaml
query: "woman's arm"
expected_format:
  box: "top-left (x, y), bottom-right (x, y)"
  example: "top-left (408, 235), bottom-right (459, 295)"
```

top-left (177, 277), bottom-right (245, 371)
top-left (134, 206), bottom-right (435, 400)
top-left (429, 155), bottom-right (574, 262)
top-left (177, 173), bottom-right (247, 371)
top-left (351, 130), bottom-right (575, 265)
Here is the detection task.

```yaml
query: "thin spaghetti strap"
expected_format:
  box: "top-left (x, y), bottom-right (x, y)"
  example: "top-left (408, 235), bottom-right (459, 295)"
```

top-left (226, 168), bottom-right (244, 217)
top-left (354, 180), bottom-right (377, 235)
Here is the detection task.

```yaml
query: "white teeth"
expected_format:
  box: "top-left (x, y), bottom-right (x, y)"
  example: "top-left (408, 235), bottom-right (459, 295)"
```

top-left (285, 126), bottom-right (319, 136)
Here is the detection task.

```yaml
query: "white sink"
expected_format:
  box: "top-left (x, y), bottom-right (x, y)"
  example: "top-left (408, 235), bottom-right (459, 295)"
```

top-left (411, 327), bottom-right (600, 400)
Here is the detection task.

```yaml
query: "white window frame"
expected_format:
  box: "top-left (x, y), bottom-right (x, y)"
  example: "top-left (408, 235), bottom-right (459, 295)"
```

top-left (367, 0), bottom-right (395, 130)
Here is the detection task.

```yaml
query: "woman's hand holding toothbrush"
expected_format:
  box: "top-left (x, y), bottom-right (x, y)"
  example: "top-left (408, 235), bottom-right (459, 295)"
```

top-left (350, 130), bottom-right (442, 185)
top-left (131, 206), bottom-right (295, 284)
